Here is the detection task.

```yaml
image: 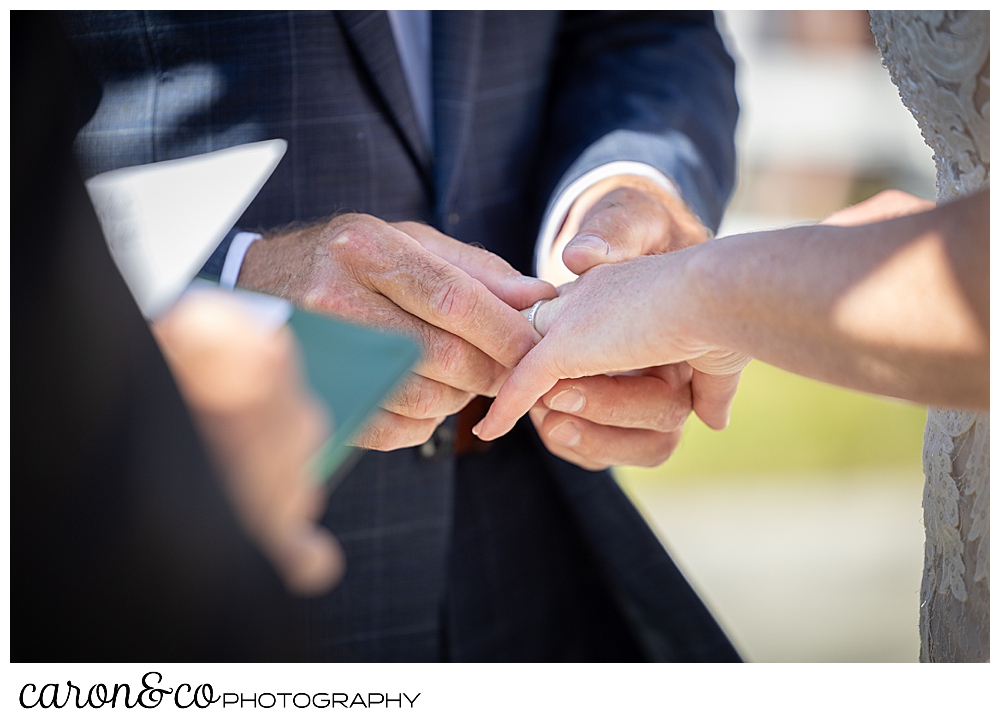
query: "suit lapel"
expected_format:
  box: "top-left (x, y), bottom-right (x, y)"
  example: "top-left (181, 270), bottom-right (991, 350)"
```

top-left (338, 10), bottom-right (431, 174)
top-left (432, 10), bottom-right (485, 216)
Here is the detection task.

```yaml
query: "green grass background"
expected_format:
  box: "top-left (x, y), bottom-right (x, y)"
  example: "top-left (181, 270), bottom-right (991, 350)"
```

top-left (615, 359), bottom-right (928, 486)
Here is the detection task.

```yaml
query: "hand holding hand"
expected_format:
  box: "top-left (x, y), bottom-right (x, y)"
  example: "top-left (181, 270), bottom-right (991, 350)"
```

top-left (522, 175), bottom-right (736, 469)
top-left (239, 215), bottom-right (556, 451)
top-left (152, 290), bottom-right (344, 596)
top-left (476, 252), bottom-right (751, 447)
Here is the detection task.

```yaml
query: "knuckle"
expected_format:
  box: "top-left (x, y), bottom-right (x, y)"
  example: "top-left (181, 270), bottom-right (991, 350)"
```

top-left (383, 380), bottom-right (414, 415)
top-left (298, 279), bottom-right (370, 321)
top-left (354, 417), bottom-right (387, 451)
top-left (360, 416), bottom-right (411, 451)
top-left (479, 248), bottom-right (516, 275)
top-left (324, 214), bottom-right (391, 268)
top-left (649, 396), bottom-right (692, 433)
top-left (358, 410), bottom-right (441, 451)
top-left (411, 322), bottom-right (440, 357)
top-left (325, 214), bottom-right (371, 247)
top-left (410, 380), bottom-right (443, 419)
top-left (299, 283), bottom-right (341, 315)
top-left (430, 275), bottom-right (478, 329)
top-left (433, 334), bottom-right (474, 381)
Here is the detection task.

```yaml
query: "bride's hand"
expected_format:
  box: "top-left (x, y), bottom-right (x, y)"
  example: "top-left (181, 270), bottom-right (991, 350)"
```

top-left (820, 189), bottom-right (934, 227)
top-left (473, 252), bottom-right (751, 443)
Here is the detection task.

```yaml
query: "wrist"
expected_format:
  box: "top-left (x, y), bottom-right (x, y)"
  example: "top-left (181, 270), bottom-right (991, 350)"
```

top-left (238, 237), bottom-right (274, 292)
top-left (220, 232), bottom-right (262, 290)
top-left (238, 225), bottom-right (316, 298)
top-left (654, 242), bottom-right (721, 358)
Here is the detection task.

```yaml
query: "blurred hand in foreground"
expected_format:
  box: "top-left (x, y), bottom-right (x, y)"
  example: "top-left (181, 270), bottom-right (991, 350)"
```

top-left (152, 290), bottom-right (345, 596)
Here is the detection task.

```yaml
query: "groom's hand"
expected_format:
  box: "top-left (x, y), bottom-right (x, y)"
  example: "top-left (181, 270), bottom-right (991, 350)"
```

top-left (558, 175), bottom-right (710, 272)
top-left (531, 174), bottom-right (735, 470)
top-left (239, 215), bottom-right (556, 451)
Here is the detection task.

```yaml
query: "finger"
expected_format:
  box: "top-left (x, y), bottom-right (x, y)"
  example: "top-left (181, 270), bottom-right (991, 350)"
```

top-left (562, 184), bottom-right (706, 275)
top-left (270, 524), bottom-right (346, 596)
top-left (541, 372), bottom-right (692, 433)
top-left (534, 407), bottom-right (684, 470)
top-left (691, 369), bottom-right (742, 431)
top-left (351, 410), bottom-right (444, 451)
top-left (529, 403), bottom-right (608, 470)
top-left (379, 373), bottom-right (475, 420)
top-left (362, 237), bottom-right (540, 368)
top-left (393, 221), bottom-right (557, 310)
top-left (473, 339), bottom-right (562, 441)
top-left (412, 326), bottom-right (510, 396)
top-left (528, 402), bottom-right (551, 429)
top-left (518, 295), bottom-right (565, 336)
top-left (339, 290), bottom-right (510, 396)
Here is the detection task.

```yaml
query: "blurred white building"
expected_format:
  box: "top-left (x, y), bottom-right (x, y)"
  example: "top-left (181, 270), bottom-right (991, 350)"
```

top-left (716, 10), bottom-right (936, 235)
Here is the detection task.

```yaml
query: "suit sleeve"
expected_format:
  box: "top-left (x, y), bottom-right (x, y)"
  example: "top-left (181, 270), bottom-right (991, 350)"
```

top-left (535, 10), bottom-right (739, 234)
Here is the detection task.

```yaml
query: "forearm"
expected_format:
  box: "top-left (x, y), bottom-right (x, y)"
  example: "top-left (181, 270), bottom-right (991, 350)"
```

top-left (679, 190), bottom-right (989, 408)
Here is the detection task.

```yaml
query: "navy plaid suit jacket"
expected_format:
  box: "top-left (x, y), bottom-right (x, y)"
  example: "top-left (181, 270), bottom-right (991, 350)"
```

top-left (63, 10), bottom-right (742, 662)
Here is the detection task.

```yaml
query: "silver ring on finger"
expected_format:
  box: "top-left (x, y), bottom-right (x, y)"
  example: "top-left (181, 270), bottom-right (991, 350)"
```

top-left (526, 300), bottom-right (546, 334)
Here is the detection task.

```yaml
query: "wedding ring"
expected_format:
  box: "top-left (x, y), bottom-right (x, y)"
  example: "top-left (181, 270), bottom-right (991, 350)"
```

top-left (526, 300), bottom-right (546, 334)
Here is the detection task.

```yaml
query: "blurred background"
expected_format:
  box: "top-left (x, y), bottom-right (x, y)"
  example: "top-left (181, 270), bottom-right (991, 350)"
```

top-left (613, 10), bottom-right (938, 662)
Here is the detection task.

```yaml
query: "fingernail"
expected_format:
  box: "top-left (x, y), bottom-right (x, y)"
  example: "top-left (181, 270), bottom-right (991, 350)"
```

top-left (567, 234), bottom-right (609, 255)
top-left (471, 422), bottom-right (483, 437)
top-left (548, 420), bottom-right (581, 447)
top-left (548, 388), bottom-right (585, 413)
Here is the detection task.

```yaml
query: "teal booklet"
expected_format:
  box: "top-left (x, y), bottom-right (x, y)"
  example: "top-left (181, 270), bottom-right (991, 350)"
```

top-left (287, 309), bottom-right (421, 489)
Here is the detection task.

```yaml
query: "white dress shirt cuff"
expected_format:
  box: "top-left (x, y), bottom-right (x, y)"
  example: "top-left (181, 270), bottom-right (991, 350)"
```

top-left (220, 231), bottom-right (262, 290)
top-left (533, 161), bottom-right (682, 287)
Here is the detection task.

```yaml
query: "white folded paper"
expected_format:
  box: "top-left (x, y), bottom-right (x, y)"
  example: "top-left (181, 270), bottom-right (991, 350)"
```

top-left (85, 139), bottom-right (287, 319)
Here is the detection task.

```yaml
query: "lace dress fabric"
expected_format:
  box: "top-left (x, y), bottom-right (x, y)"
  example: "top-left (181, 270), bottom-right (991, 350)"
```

top-left (869, 10), bottom-right (990, 662)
